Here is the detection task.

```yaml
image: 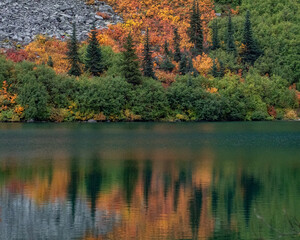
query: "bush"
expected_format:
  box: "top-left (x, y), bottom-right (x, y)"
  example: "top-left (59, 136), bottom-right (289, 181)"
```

top-left (73, 76), bottom-right (131, 119)
top-left (131, 78), bottom-right (169, 120)
top-left (18, 79), bottom-right (49, 120)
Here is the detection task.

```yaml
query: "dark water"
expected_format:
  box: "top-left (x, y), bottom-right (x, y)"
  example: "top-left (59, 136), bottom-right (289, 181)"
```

top-left (0, 122), bottom-right (299, 240)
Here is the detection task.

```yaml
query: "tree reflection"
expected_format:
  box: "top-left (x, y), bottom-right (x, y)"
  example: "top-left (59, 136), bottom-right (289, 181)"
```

top-left (241, 173), bottom-right (261, 225)
top-left (189, 187), bottom-right (203, 240)
top-left (85, 157), bottom-right (102, 219)
top-left (122, 159), bottom-right (138, 207)
top-left (68, 158), bottom-right (79, 219)
top-left (143, 160), bottom-right (152, 209)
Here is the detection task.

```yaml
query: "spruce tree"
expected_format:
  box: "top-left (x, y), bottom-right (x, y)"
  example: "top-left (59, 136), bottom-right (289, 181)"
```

top-left (160, 40), bottom-right (175, 72)
top-left (66, 23), bottom-right (81, 76)
top-left (121, 33), bottom-right (142, 85)
top-left (142, 28), bottom-right (155, 79)
top-left (173, 28), bottom-right (181, 62)
top-left (240, 10), bottom-right (262, 65)
top-left (47, 56), bottom-right (54, 68)
top-left (85, 23), bottom-right (104, 76)
top-left (188, 0), bottom-right (203, 56)
top-left (187, 56), bottom-right (196, 75)
top-left (226, 13), bottom-right (236, 53)
top-left (179, 53), bottom-right (188, 75)
top-left (211, 20), bottom-right (220, 50)
top-left (211, 59), bottom-right (218, 77)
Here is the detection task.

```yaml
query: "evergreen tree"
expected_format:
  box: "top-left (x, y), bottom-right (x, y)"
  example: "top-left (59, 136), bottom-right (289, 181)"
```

top-left (66, 23), bottom-right (81, 76)
top-left (211, 20), bottom-right (220, 50)
top-left (218, 60), bottom-right (225, 77)
top-left (121, 33), bottom-right (142, 85)
top-left (160, 40), bottom-right (175, 72)
top-left (226, 13), bottom-right (236, 53)
top-left (188, 0), bottom-right (203, 56)
top-left (173, 28), bottom-right (181, 62)
top-left (179, 53), bottom-right (188, 75)
top-left (187, 56), bottom-right (196, 75)
top-left (142, 28), bottom-right (155, 78)
top-left (85, 23), bottom-right (104, 76)
top-left (240, 10), bottom-right (262, 65)
top-left (47, 56), bottom-right (53, 68)
top-left (211, 59), bottom-right (218, 77)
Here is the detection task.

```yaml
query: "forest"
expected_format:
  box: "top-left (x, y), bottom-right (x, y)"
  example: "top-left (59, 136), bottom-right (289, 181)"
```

top-left (0, 0), bottom-right (299, 122)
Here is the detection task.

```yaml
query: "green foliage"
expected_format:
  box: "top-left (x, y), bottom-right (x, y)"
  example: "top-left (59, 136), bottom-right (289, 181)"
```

top-left (226, 13), bottom-right (236, 53)
top-left (47, 56), bottom-right (53, 68)
top-left (160, 41), bottom-right (175, 72)
top-left (211, 20), bottom-right (220, 50)
top-left (121, 33), bottom-right (142, 85)
top-left (130, 78), bottom-right (169, 120)
top-left (179, 53), bottom-right (188, 75)
top-left (85, 24), bottom-right (104, 76)
top-left (188, 0), bottom-right (203, 56)
top-left (74, 76), bottom-right (131, 117)
top-left (142, 28), bottom-right (155, 79)
top-left (66, 23), bottom-right (81, 76)
top-left (173, 28), bottom-right (181, 62)
top-left (18, 79), bottom-right (49, 120)
top-left (0, 57), bottom-right (14, 87)
top-left (240, 10), bottom-right (262, 66)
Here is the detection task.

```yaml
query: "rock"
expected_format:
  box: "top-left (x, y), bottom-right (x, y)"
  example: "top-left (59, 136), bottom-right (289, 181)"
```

top-left (87, 119), bottom-right (97, 123)
top-left (27, 119), bottom-right (35, 123)
top-left (95, 15), bottom-right (103, 20)
top-left (0, 0), bottom-right (122, 48)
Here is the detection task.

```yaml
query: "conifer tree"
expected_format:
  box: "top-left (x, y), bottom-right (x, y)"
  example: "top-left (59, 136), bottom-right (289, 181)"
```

top-left (188, 0), bottom-right (203, 56)
top-left (211, 59), bottom-right (218, 77)
top-left (160, 40), bottom-right (175, 72)
top-left (173, 28), bottom-right (181, 62)
top-left (240, 10), bottom-right (262, 65)
top-left (179, 53), bottom-right (188, 75)
top-left (67, 23), bottom-right (81, 76)
top-left (187, 56), bottom-right (196, 75)
top-left (211, 20), bottom-right (220, 50)
top-left (47, 56), bottom-right (53, 68)
top-left (142, 28), bottom-right (155, 79)
top-left (121, 33), bottom-right (142, 85)
top-left (85, 23), bottom-right (104, 76)
top-left (226, 13), bottom-right (236, 54)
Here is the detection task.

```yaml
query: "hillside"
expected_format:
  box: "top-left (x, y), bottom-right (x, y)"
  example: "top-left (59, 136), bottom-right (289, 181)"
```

top-left (0, 0), bottom-right (299, 122)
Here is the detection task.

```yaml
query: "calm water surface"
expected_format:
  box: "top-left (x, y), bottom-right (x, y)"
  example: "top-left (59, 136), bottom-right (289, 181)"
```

top-left (0, 122), bottom-right (299, 240)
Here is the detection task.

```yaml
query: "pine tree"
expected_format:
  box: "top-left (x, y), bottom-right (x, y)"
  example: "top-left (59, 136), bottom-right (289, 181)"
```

top-left (121, 33), bottom-right (142, 85)
top-left (188, 0), bottom-right (203, 56)
top-left (173, 28), bottom-right (181, 62)
top-left (179, 53), bottom-right (188, 75)
top-left (187, 56), bottom-right (196, 75)
top-left (160, 40), bottom-right (175, 72)
top-left (85, 23), bottom-right (104, 76)
top-left (211, 20), bottom-right (220, 50)
top-left (142, 28), bottom-right (155, 79)
top-left (226, 13), bottom-right (236, 53)
top-left (211, 59), bottom-right (218, 77)
top-left (240, 10), bottom-right (262, 65)
top-left (66, 23), bottom-right (81, 76)
top-left (47, 56), bottom-right (53, 68)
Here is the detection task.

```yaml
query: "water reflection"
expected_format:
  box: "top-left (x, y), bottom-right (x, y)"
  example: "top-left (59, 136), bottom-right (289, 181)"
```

top-left (0, 122), bottom-right (299, 240)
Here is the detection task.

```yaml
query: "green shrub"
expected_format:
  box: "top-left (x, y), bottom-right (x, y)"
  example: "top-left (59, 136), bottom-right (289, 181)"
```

top-left (131, 78), bottom-right (169, 120)
top-left (18, 79), bottom-right (49, 120)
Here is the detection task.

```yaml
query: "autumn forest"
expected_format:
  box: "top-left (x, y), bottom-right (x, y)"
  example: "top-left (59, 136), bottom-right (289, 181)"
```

top-left (0, 0), bottom-right (299, 122)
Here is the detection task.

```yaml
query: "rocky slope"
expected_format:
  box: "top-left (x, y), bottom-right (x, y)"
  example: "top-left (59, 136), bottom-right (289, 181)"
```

top-left (0, 0), bottom-right (122, 48)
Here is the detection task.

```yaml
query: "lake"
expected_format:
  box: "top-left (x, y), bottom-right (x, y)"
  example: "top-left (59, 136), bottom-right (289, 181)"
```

top-left (0, 122), bottom-right (299, 240)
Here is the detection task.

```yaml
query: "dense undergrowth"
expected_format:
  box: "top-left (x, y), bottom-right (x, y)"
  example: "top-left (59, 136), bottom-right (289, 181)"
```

top-left (0, 56), bottom-right (298, 122)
